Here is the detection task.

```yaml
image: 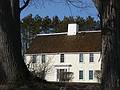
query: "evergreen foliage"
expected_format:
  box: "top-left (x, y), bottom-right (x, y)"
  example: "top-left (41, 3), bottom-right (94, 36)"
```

top-left (21, 14), bottom-right (100, 34)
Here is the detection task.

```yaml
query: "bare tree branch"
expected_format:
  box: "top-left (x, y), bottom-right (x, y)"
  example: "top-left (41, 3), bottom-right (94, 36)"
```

top-left (65, 0), bottom-right (87, 8)
top-left (20, 0), bottom-right (30, 12)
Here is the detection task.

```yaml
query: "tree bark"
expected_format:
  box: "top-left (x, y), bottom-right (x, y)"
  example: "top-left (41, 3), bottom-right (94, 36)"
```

top-left (101, 0), bottom-right (120, 89)
top-left (101, 30), bottom-right (120, 90)
top-left (0, 0), bottom-right (31, 88)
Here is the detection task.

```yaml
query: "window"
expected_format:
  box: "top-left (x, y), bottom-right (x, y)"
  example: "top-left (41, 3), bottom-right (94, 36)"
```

top-left (57, 69), bottom-right (67, 81)
top-left (89, 70), bottom-right (93, 80)
top-left (32, 55), bottom-right (37, 63)
top-left (79, 53), bottom-right (83, 62)
top-left (60, 54), bottom-right (64, 63)
top-left (42, 54), bottom-right (46, 63)
top-left (89, 53), bottom-right (94, 62)
top-left (79, 70), bottom-right (83, 79)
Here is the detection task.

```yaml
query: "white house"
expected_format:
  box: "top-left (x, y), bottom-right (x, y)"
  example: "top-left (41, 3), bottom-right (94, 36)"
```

top-left (25, 24), bottom-right (101, 83)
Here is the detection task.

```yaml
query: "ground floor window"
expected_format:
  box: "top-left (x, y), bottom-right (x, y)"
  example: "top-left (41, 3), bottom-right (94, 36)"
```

top-left (57, 69), bottom-right (67, 81)
top-left (79, 70), bottom-right (83, 79)
top-left (89, 70), bottom-right (93, 80)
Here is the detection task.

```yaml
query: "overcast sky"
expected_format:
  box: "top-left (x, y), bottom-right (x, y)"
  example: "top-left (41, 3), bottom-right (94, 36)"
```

top-left (20, 0), bottom-right (99, 20)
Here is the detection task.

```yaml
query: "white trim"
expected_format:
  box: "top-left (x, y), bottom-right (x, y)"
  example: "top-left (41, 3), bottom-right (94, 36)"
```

top-left (79, 30), bottom-right (101, 33)
top-left (25, 52), bottom-right (101, 55)
top-left (37, 30), bottom-right (101, 36)
top-left (37, 32), bottom-right (67, 36)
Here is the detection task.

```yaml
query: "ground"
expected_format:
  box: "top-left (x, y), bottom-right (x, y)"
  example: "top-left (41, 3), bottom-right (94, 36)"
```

top-left (0, 81), bottom-right (100, 90)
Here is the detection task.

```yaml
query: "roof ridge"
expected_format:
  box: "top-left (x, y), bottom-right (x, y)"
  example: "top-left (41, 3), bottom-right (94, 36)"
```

top-left (37, 30), bottom-right (101, 36)
top-left (37, 32), bottom-right (67, 36)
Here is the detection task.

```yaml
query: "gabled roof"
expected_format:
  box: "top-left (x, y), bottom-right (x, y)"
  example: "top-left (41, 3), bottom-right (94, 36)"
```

top-left (26, 31), bottom-right (101, 54)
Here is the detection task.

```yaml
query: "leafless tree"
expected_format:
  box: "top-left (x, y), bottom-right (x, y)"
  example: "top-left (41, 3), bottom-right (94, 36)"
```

top-left (93, 0), bottom-right (120, 89)
top-left (94, 70), bottom-right (101, 83)
top-left (0, 0), bottom-right (92, 89)
top-left (62, 72), bottom-right (74, 82)
top-left (27, 56), bottom-right (54, 80)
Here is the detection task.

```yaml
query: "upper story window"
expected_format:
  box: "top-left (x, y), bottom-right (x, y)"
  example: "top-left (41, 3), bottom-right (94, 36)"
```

top-left (60, 54), bottom-right (64, 63)
top-left (89, 70), bottom-right (93, 80)
top-left (32, 55), bottom-right (37, 63)
top-left (89, 53), bottom-right (94, 62)
top-left (79, 53), bottom-right (83, 62)
top-left (79, 70), bottom-right (83, 79)
top-left (42, 54), bottom-right (46, 63)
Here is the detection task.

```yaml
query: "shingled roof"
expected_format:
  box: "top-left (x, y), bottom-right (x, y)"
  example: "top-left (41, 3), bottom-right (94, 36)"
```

top-left (26, 31), bottom-right (101, 54)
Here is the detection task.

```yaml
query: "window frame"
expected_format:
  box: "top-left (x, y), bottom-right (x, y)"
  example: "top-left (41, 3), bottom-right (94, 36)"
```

top-left (42, 54), bottom-right (46, 63)
top-left (79, 70), bottom-right (83, 80)
top-left (89, 53), bottom-right (94, 62)
top-left (60, 54), bottom-right (64, 63)
top-left (89, 70), bottom-right (94, 80)
top-left (57, 69), bottom-right (67, 81)
top-left (32, 55), bottom-right (37, 63)
top-left (79, 53), bottom-right (83, 62)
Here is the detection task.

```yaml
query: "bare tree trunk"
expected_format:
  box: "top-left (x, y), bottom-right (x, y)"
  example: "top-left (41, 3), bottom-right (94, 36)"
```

top-left (101, 0), bottom-right (120, 89)
top-left (101, 30), bottom-right (120, 90)
top-left (0, 0), bottom-right (31, 88)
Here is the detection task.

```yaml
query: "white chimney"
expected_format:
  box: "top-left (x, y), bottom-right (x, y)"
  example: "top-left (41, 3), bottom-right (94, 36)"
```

top-left (67, 23), bottom-right (79, 36)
